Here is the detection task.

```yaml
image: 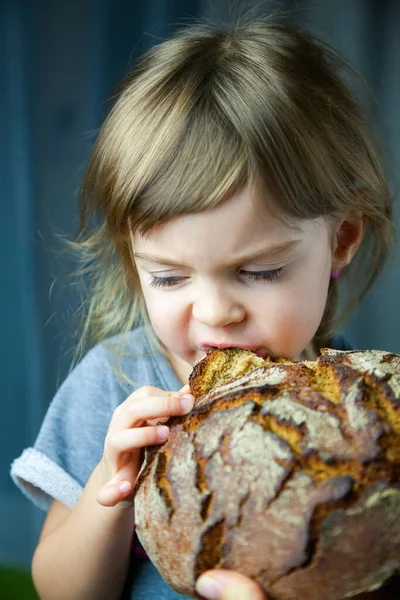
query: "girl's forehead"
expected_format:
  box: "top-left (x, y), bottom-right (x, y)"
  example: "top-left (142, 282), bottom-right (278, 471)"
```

top-left (132, 184), bottom-right (328, 261)
top-left (139, 185), bottom-right (290, 239)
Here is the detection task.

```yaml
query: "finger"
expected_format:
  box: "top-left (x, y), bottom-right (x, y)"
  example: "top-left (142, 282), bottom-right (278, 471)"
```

top-left (130, 385), bottom-right (190, 400)
top-left (146, 386), bottom-right (193, 425)
top-left (179, 383), bottom-right (191, 394)
top-left (106, 425), bottom-right (170, 456)
top-left (97, 480), bottom-right (133, 508)
top-left (130, 385), bottom-right (190, 401)
top-left (110, 393), bottom-right (194, 432)
top-left (195, 570), bottom-right (266, 600)
top-left (130, 385), bottom-right (173, 399)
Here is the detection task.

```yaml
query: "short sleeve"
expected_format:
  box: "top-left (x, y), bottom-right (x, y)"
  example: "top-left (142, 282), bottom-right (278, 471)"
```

top-left (10, 344), bottom-right (125, 512)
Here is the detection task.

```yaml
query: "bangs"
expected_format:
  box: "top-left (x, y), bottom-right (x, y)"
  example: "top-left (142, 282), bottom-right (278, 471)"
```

top-left (126, 96), bottom-right (252, 235)
top-left (95, 75), bottom-right (254, 238)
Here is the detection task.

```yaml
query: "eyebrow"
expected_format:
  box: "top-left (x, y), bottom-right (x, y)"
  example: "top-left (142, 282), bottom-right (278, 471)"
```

top-left (133, 239), bottom-right (301, 268)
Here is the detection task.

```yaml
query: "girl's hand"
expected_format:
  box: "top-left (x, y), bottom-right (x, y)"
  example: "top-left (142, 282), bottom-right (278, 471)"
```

top-left (96, 383), bottom-right (194, 507)
top-left (196, 570), bottom-right (266, 600)
top-left (196, 572), bottom-right (398, 599)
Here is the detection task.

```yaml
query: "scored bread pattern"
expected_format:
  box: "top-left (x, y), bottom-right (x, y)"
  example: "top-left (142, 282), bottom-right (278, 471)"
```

top-left (134, 348), bottom-right (400, 600)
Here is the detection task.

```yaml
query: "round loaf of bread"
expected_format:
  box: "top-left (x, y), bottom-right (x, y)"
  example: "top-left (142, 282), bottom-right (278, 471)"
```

top-left (133, 348), bottom-right (400, 599)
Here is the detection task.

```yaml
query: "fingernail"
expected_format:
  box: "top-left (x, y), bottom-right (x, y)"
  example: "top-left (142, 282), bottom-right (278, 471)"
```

top-left (119, 481), bottom-right (131, 494)
top-left (195, 575), bottom-right (223, 600)
top-left (157, 426), bottom-right (170, 440)
top-left (180, 394), bottom-right (194, 413)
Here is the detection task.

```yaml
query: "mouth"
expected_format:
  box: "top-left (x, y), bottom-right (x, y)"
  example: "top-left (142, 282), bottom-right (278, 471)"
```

top-left (253, 348), bottom-right (269, 359)
top-left (199, 344), bottom-right (269, 360)
top-left (199, 343), bottom-right (235, 359)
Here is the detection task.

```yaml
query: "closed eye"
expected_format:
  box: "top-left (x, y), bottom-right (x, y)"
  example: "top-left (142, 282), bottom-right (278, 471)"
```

top-left (149, 268), bottom-right (285, 288)
top-left (149, 276), bottom-right (185, 288)
top-left (240, 267), bottom-right (284, 282)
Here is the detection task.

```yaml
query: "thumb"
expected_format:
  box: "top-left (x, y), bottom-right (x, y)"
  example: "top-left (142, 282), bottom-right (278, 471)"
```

top-left (195, 569), bottom-right (266, 600)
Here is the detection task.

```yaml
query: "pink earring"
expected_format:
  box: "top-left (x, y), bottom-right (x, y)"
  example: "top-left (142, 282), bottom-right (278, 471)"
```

top-left (331, 268), bottom-right (341, 279)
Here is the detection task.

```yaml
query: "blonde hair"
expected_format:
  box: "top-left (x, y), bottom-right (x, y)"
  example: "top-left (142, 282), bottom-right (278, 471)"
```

top-left (75, 17), bottom-right (395, 360)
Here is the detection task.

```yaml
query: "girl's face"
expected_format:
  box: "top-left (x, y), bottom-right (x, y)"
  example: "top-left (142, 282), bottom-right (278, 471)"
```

top-left (132, 184), bottom-right (334, 383)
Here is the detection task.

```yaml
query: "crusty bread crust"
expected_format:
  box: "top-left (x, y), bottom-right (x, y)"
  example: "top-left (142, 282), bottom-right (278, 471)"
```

top-left (189, 348), bottom-right (268, 398)
top-left (134, 348), bottom-right (400, 599)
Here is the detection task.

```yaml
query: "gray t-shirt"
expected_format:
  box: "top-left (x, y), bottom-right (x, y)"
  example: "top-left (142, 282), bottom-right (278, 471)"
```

top-left (10, 327), bottom-right (353, 600)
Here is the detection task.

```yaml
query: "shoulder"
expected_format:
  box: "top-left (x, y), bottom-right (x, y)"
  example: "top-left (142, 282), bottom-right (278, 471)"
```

top-left (79, 326), bottom-right (153, 370)
top-left (70, 326), bottom-right (177, 400)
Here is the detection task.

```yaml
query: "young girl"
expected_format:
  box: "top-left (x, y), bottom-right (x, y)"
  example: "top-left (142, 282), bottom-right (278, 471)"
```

top-left (11, 16), bottom-right (397, 600)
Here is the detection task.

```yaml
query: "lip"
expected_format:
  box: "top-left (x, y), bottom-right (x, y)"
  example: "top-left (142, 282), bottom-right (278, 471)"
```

top-left (200, 342), bottom-right (268, 358)
top-left (201, 342), bottom-right (239, 350)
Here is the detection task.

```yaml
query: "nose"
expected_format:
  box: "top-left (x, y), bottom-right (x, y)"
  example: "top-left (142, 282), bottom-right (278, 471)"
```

top-left (192, 284), bottom-right (245, 328)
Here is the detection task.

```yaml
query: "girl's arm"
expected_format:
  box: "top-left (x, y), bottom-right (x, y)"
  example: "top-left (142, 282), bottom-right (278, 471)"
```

top-left (31, 385), bottom-right (194, 600)
top-left (32, 466), bottom-right (135, 600)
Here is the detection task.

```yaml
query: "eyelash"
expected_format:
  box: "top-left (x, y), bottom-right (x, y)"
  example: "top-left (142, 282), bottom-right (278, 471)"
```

top-left (242, 268), bottom-right (284, 282)
top-left (149, 268), bottom-right (285, 288)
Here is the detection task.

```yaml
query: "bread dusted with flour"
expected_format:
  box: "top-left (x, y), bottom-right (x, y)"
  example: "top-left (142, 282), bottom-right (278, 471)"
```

top-left (133, 347), bottom-right (400, 600)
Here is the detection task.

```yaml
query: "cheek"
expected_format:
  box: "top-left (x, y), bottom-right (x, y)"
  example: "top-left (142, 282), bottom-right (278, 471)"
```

top-left (261, 275), bottom-right (330, 356)
top-left (141, 287), bottom-right (188, 338)
top-left (144, 291), bottom-right (174, 320)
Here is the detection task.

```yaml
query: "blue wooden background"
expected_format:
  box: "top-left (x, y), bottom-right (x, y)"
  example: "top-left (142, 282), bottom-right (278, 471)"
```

top-left (1, 0), bottom-right (399, 572)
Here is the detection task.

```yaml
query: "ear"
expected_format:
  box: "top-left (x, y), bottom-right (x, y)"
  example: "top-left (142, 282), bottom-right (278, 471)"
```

top-left (331, 214), bottom-right (366, 270)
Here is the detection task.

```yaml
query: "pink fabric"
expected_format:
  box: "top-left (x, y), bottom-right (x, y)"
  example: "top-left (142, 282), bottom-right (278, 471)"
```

top-left (131, 526), bottom-right (149, 560)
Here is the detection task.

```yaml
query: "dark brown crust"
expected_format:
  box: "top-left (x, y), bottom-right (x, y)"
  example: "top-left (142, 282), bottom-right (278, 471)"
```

top-left (134, 348), bottom-right (400, 599)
